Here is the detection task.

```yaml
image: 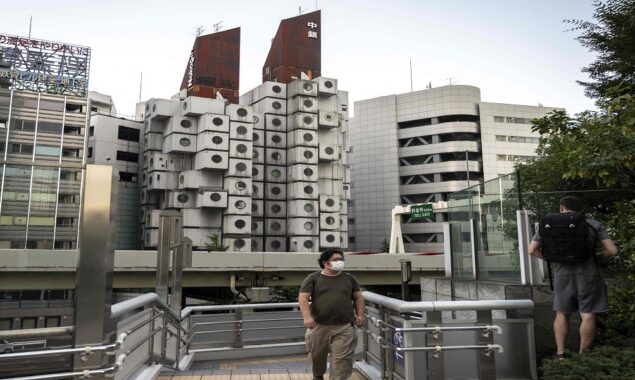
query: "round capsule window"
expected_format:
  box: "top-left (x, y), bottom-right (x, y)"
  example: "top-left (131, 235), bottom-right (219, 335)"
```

top-left (212, 136), bottom-right (223, 144)
top-left (304, 185), bottom-right (314, 194)
top-left (325, 147), bottom-right (335, 155)
top-left (234, 219), bottom-right (246, 229)
top-left (303, 203), bottom-right (314, 212)
top-left (235, 239), bottom-right (246, 249)
top-left (253, 115), bottom-right (260, 123)
top-left (237, 144), bottom-right (248, 153)
top-left (303, 115), bottom-right (313, 124)
top-left (253, 150), bottom-right (259, 159)
top-left (153, 104), bottom-right (157, 112)
top-left (271, 222), bottom-right (281, 231)
top-left (303, 150), bottom-right (314, 159)
top-left (325, 199), bottom-right (335, 207)
top-left (211, 154), bottom-right (223, 163)
top-left (235, 181), bottom-right (247, 191)
top-left (303, 99), bottom-right (314, 108)
top-left (210, 193), bottom-right (222, 202)
top-left (150, 158), bottom-right (154, 167)
top-left (303, 222), bottom-right (314, 231)
top-left (148, 176), bottom-right (153, 185)
top-left (303, 82), bottom-right (313, 92)
top-left (145, 103), bottom-right (150, 112)
top-left (324, 80), bottom-right (333, 88)
top-left (271, 169), bottom-right (281, 178)
top-left (236, 126), bottom-right (248, 135)
top-left (179, 137), bottom-right (191, 147)
top-left (252, 185), bottom-right (259, 195)
top-left (303, 133), bottom-right (314, 142)
top-left (236, 108), bottom-right (248, 117)
top-left (272, 101), bottom-right (282, 110)
top-left (272, 135), bottom-right (282, 144)
top-left (271, 204), bottom-right (282, 213)
top-left (180, 119), bottom-right (192, 128)
top-left (252, 167), bottom-right (259, 176)
top-left (304, 168), bottom-right (314, 177)
top-left (235, 200), bottom-right (247, 209)
top-left (271, 118), bottom-right (282, 127)
top-left (271, 186), bottom-right (281, 195)
top-left (182, 102), bottom-right (187, 110)
top-left (212, 117), bottom-right (224, 126)
top-left (252, 203), bottom-right (258, 212)
top-left (271, 240), bottom-right (281, 249)
top-left (326, 234), bottom-right (336, 243)
top-left (236, 162), bottom-right (247, 172)
top-left (252, 222), bottom-right (258, 230)
top-left (272, 85), bottom-right (282, 93)
top-left (326, 216), bottom-right (335, 225)
top-left (252, 132), bottom-right (259, 141)
top-left (271, 152), bottom-right (281, 160)
top-left (177, 194), bottom-right (189, 203)
top-left (304, 240), bottom-right (314, 249)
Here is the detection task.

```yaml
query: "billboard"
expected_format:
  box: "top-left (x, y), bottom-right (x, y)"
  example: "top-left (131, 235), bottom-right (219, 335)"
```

top-left (0, 33), bottom-right (91, 97)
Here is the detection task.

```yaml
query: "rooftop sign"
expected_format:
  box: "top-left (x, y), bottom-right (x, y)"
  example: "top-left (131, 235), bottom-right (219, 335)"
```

top-left (0, 33), bottom-right (91, 97)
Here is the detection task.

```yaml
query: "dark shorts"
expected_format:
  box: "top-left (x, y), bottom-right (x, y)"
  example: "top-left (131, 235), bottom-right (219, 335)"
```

top-left (553, 273), bottom-right (608, 314)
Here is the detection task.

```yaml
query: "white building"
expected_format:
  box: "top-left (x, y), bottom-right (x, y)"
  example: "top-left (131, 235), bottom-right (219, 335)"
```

top-left (348, 85), bottom-right (557, 253)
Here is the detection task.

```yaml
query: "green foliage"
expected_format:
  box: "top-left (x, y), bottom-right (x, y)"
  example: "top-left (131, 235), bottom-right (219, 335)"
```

top-left (269, 286), bottom-right (300, 302)
top-left (541, 345), bottom-right (635, 379)
top-left (205, 233), bottom-right (228, 252)
top-left (380, 239), bottom-right (390, 253)
top-left (566, 0), bottom-right (635, 102)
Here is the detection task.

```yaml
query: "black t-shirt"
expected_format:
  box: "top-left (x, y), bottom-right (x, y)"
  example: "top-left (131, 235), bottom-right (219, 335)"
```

top-left (300, 271), bottom-right (360, 325)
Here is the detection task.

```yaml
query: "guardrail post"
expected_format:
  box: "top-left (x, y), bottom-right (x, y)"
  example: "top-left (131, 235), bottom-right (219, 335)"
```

top-left (234, 309), bottom-right (243, 348)
top-left (149, 310), bottom-right (155, 364)
top-left (161, 311), bottom-right (167, 362)
top-left (425, 311), bottom-right (444, 380)
top-left (378, 306), bottom-right (387, 380)
top-left (72, 165), bottom-right (117, 376)
top-left (362, 307), bottom-right (369, 363)
top-left (477, 310), bottom-right (496, 380)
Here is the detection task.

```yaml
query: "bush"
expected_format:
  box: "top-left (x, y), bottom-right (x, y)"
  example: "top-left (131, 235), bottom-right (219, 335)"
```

top-left (541, 345), bottom-right (635, 379)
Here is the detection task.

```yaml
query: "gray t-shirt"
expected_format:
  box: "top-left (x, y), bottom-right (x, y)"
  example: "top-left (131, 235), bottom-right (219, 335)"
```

top-left (300, 271), bottom-right (360, 325)
top-left (532, 217), bottom-right (609, 276)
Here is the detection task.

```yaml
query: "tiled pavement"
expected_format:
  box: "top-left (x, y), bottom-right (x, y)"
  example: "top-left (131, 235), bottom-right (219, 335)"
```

top-left (157, 355), bottom-right (366, 380)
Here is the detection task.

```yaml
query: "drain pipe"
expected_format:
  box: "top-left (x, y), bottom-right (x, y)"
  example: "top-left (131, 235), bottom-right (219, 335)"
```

top-left (230, 274), bottom-right (248, 302)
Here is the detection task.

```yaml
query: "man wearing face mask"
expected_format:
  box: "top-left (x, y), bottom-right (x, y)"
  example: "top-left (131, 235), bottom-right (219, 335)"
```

top-left (299, 249), bottom-right (365, 380)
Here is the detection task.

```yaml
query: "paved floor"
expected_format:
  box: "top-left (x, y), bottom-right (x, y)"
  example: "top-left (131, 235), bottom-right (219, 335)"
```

top-left (157, 355), bottom-right (366, 380)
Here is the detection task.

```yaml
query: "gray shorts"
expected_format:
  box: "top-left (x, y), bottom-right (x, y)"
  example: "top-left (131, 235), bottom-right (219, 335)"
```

top-left (553, 273), bottom-right (608, 314)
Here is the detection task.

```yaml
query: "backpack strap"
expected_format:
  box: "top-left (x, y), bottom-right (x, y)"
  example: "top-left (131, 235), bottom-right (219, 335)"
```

top-left (584, 221), bottom-right (602, 275)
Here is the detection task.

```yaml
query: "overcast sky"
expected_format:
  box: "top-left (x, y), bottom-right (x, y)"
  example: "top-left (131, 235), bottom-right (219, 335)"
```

top-left (3, 0), bottom-right (597, 117)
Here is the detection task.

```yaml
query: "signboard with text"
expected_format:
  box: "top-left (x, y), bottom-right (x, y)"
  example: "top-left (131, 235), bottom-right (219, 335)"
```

top-left (410, 204), bottom-right (434, 221)
top-left (0, 33), bottom-right (90, 97)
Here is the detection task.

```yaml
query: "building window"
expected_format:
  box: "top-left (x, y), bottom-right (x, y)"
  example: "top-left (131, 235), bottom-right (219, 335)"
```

top-left (493, 116), bottom-right (533, 124)
top-left (119, 172), bottom-right (137, 183)
top-left (89, 126), bottom-right (94, 136)
top-left (56, 217), bottom-right (76, 227)
top-left (348, 218), bottom-right (355, 225)
top-left (348, 236), bottom-right (356, 243)
top-left (87, 147), bottom-right (93, 158)
top-left (116, 151), bottom-right (139, 162)
top-left (495, 135), bottom-right (507, 142)
top-left (117, 126), bottom-right (140, 142)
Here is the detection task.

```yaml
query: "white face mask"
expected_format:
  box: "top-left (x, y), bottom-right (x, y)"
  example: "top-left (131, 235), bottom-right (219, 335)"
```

top-left (330, 260), bottom-right (345, 271)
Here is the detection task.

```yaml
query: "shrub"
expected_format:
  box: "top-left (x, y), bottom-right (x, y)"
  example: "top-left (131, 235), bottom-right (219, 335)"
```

top-left (541, 345), bottom-right (635, 379)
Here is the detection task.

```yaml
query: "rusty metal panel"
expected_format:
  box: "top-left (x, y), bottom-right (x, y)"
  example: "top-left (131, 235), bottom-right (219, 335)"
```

top-left (262, 10), bottom-right (321, 84)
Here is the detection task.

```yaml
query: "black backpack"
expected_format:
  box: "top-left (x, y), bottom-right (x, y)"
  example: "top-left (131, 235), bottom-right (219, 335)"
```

top-left (538, 212), bottom-right (596, 264)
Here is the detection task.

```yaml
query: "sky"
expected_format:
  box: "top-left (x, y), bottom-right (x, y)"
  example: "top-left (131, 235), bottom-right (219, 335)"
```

top-left (2, 0), bottom-right (598, 117)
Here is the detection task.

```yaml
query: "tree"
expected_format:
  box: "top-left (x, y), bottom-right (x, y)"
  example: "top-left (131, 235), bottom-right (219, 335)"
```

top-left (568, 0), bottom-right (635, 102)
top-left (205, 233), bottom-right (228, 252)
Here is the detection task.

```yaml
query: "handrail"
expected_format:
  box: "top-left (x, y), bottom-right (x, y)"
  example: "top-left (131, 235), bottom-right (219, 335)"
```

top-left (110, 292), bottom-right (181, 321)
top-left (0, 326), bottom-right (74, 340)
top-left (4, 353), bottom-right (127, 380)
top-left (0, 333), bottom-right (127, 360)
top-left (362, 291), bottom-right (534, 313)
top-left (182, 302), bottom-right (299, 318)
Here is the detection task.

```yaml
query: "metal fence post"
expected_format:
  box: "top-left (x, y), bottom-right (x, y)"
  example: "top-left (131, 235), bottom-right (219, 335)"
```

top-left (156, 210), bottom-right (182, 304)
top-left (477, 310), bottom-right (496, 380)
top-left (234, 309), bottom-right (243, 348)
top-left (426, 311), bottom-right (444, 380)
top-left (72, 165), bottom-right (117, 375)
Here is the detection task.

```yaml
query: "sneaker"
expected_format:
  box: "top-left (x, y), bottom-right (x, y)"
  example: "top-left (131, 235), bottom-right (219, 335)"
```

top-left (313, 376), bottom-right (324, 380)
top-left (555, 352), bottom-right (566, 361)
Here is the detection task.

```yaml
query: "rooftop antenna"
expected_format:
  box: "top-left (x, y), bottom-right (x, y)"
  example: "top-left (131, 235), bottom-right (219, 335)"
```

top-left (195, 26), bottom-right (205, 37)
top-left (212, 21), bottom-right (223, 32)
top-left (139, 72), bottom-right (143, 103)
top-left (409, 59), bottom-right (413, 92)
top-left (299, 6), bottom-right (307, 14)
top-left (446, 77), bottom-right (458, 85)
top-left (426, 82), bottom-right (432, 89)
top-left (28, 16), bottom-right (32, 39)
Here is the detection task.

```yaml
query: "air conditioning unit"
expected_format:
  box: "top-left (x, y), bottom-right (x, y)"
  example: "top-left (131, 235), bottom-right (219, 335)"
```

top-left (318, 163), bottom-right (344, 180)
top-left (266, 148), bottom-right (286, 165)
top-left (251, 237), bottom-right (264, 252)
top-left (229, 140), bottom-right (253, 159)
top-left (287, 182), bottom-right (318, 200)
top-left (320, 231), bottom-right (340, 248)
top-left (319, 195), bottom-right (340, 212)
top-left (251, 98), bottom-right (287, 116)
top-left (265, 218), bottom-right (286, 236)
top-left (224, 196), bottom-right (251, 215)
top-left (222, 237), bottom-right (251, 252)
top-left (287, 218), bottom-right (319, 235)
top-left (288, 200), bottom-right (319, 218)
top-left (287, 96), bottom-right (317, 114)
top-left (318, 144), bottom-right (339, 162)
top-left (166, 155), bottom-right (192, 172)
top-left (225, 158), bottom-right (252, 177)
top-left (223, 215), bottom-right (251, 234)
top-left (265, 166), bottom-right (287, 183)
top-left (146, 152), bottom-right (167, 171)
top-left (253, 81), bottom-right (287, 101)
top-left (287, 79), bottom-right (318, 98)
top-left (318, 111), bottom-right (339, 129)
top-left (199, 114), bottom-right (230, 133)
top-left (226, 104), bottom-right (254, 122)
top-left (317, 77), bottom-right (338, 96)
top-left (196, 131), bottom-right (229, 152)
top-left (196, 190), bottom-right (228, 208)
top-left (264, 236), bottom-right (286, 252)
top-left (339, 231), bottom-right (349, 249)
top-left (265, 114), bottom-right (287, 132)
top-left (252, 112), bottom-right (264, 130)
top-left (181, 96), bottom-right (225, 116)
top-left (224, 177), bottom-right (252, 197)
top-left (289, 164), bottom-right (319, 182)
top-left (263, 131), bottom-right (285, 149)
top-left (178, 170), bottom-right (222, 190)
top-left (319, 178), bottom-right (344, 197)
top-left (140, 189), bottom-right (159, 205)
top-left (288, 147), bottom-right (318, 165)
top-left (165, 116), bottom-right (198, 135)
top-left (288, 112), bottom-right (318, 131)
top-left (266, 201), bottom-right (287, 218)
top-left (252, 163), bottom-right (264, 181)
top-left (252, 200), bottom-right (263, 217)
top-left (265, 183), bottom-right (286, 200)
top-left (165, 190), bottom-right (196, 208)
top-left (339, 199), bottom-right (348, 215)
top-left (229, 122), bottom-right (253, 141)
top-left (289, 236), bottom-right (319, 252)
top-left (320, 212), bottom-right (339, 230)
top-left (148, 99), bottom-right (176, 120)
top-left (252, 181), bottom-right (264, 199)
top-left (193, 150), bottom-right (229, 171)
top-left (147, 172), bottom-right (178, 191)
top-left (287, 130), bottom-right (318, 147)
top-left (252, 130), bottom-right (265, 147)
top-left (163, 133), bottom-right (197, 154)
top-left (182, 208), bottom-right (222, 228)
top-left (143, 132), bottom-right (163, 151)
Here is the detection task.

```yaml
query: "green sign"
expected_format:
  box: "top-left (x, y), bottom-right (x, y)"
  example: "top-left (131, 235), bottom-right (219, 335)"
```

top-left (411, 204), bottom-right (433, 221)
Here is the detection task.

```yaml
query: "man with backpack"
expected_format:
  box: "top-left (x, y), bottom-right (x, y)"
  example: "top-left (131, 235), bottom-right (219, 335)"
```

top-left (529, 196), bottom-right (618, 358)
top-left (299, 249), bottom-right (365, 380)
